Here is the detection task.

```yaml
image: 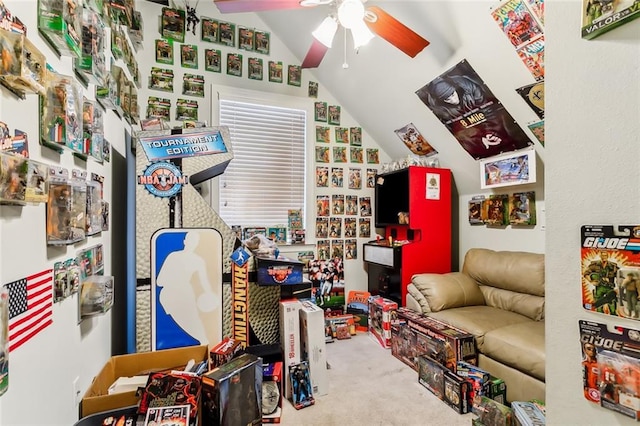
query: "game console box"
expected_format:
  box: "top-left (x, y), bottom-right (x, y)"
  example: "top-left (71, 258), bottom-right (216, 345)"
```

top-left (201, 353), bottom-right (263, 426)
top-left (279, 299), bottom-right (303, 399)
top-left (262, 362), bottom-right (283, 423)
top-left (394, 307), bottom-right (477, 372)
top-left (299, 300), bottom-right (328, 396)
top-left (368, 295), bottom-right (398, 349)
top-left (209, 336), bottom-right (242, 369)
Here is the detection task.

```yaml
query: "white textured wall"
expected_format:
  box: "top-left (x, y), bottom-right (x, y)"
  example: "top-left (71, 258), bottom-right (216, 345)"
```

top-left (546, 1), bottom-right (640, 424)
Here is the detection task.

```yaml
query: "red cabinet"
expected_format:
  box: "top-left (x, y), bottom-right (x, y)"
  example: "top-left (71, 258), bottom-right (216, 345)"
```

top-left (364, 166), bottom-right (451, 306)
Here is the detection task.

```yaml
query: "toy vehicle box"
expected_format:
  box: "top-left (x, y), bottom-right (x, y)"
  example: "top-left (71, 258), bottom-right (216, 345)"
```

top-left (262, 361), bottom-right (283, 423)
top-left (256, 256), bottom-right (304, 285)
top-left (394, 307), bottom-right (477, 372)
top-left (80, 345), bottom-right (208, 418)
top-left (209, 336), bottom-right (242, 369)
top-left (279, 299), bottom-right (303, 399)
top-left (368, 295), bottom-right (398, 349)
top-left (472, 395), bottom-right (514, 426)
top-left (299, 300), bottom-right (328, 396)
top-left (201, 353), bottom-right (262, 426)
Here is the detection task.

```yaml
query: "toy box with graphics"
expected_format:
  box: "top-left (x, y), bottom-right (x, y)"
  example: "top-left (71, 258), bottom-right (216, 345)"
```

top-left (581, 225), bottom-right (640, 320)
top-left (444, 370), bottom-right (472, 414)
top-left (471, 396), bottom-right (513, 426)
top-left (209, 337), bottom-right (242, 370)
top-left (256, 256), bottom-right (304, 286)
top-left (368, 295), bottom-right (398, 349)
top-left (262, 362), bottom-right (283, 423)
top-left (581, 0), bottom-right (640, 40)
top-left (346, 290), bottom-right (370, 332)
top-left (393, 307), bottom-right (477, 372)
top-left (201, 353), bottom-right (262, 426)
top-left (579, 319), bottom-right (640, 420)
top-left (417, 354), bottom-right (446, 400)
top-left (136, 370), bottom-right (201, 426)
top-left (289, 361), bottom-right (315, 410)
top-left (308, 258), bottom-right (345, 310)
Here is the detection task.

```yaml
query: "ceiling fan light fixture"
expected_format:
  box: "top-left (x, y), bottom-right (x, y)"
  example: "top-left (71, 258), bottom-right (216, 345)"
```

top-left (312, 16), bottom-right (339, 48)
top-left (337, 0), bottom-right (365, 29)
top-left (351, 19), bottom-right (374, 49)
top-left (299, 0), bottom-right (332, 6)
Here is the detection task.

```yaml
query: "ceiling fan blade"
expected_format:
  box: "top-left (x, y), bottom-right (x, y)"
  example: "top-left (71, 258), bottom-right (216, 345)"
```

top-left (213, 0), bottom-right (305, 13)
top-left (365, 6), bottom-right (429, 58)
top-left (301, 39), bottom-right (330, 69)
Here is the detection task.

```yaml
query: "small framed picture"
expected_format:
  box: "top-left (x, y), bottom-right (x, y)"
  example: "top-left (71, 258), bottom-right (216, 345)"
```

top-left (335, 127), bottom-right (349, 144)
top-left (316, 166), bottom-right (328, 187)
top-left (316, 126), bottom-right (330, 143)
top-left (349, 127), bottom-right (362, 146)
top-left (328, 105), bottom-right (341, 125)
top-left (308, 81), bottom-right (318, 98)
top-left (268, 61), bottom-right (283, 83)
top-left (350, 147), bottom-right (363, 163)
top-left (181, 44), bottom-right (198, 69)
top-left (288, 65), bottom-right (302, 87)
top-left (366, 169), bottom-right (376, 188)
top-left (204, 49), bottom-right (221, 73)
top-left (254, 30), bottom-right (270, 54)
top-left (182, 74), bottom-right (205, 97)
top-left (333, 147), bottom-right (347, 163)
top-left (314, 101), bottom-right (327, 122)
top-left (155, 39), bottom-right (173, 65)
top-left (238, 26), bottom-right (255, 51)
top-left (332, 168), bottom-right (344, 188)
top-left (201, 17), bottom-right (219, 43)
top-left (366, 148), bottom-right (379, 164)
top-left (227, 53), bottom-right (243, 77)
top-left (219, 21), bottom-right (236, 47)
top-left (248, 58), bottom-right (263, 80)
top-left (480, 148), bottom-right (537, 189)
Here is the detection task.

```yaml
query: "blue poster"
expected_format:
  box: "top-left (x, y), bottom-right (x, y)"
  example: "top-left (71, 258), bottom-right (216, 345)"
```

top-left (151, 228), bottom-right (223, 350)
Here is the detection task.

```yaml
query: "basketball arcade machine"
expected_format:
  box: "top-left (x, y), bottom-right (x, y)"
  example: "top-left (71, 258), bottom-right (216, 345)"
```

top-left (363, 166), bottom-right (452, 306)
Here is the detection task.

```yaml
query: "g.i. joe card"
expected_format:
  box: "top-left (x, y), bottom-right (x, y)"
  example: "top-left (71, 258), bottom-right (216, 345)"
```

top-left (581, 225), bottom-right (640, 320)
top-left (579, 319), bottom-right (640, 419)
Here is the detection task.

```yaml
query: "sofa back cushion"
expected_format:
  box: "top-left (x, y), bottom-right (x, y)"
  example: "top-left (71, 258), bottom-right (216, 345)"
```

top-left (411, 272), bottom-right (486, 312)
top-left (463, 248), bottom-right (545, 320)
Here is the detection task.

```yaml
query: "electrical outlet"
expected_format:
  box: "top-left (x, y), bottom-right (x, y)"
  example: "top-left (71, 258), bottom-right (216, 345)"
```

top-left (72, 376), bottom-right (81, 405)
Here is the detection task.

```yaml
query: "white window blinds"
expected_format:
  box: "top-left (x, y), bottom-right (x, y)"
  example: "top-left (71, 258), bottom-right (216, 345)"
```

top-left (218, 99), bottom-right (306, 227)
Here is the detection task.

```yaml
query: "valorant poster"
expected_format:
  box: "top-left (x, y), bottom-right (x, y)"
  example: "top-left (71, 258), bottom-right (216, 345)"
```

top-left (416, 60), bottom-right (532, 160)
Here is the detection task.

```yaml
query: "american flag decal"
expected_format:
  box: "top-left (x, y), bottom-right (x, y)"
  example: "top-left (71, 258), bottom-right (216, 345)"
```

top-left (4, 269), bottom-right (53, 352)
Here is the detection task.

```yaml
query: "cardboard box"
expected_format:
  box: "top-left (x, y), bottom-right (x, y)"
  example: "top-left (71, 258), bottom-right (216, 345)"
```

top-left (472, 396), bottom-right (513, 426)
top-left (417, 354), bottom-right (446, 400)
top-left (201, 353), bottom-right (262, 426)
top-left (279, 299), bottom-right (303, 399)
top-left (325, 313), bottom-right (356, 338)
top-left (346, 290), bottom-right (370, 332)
top-left (396, 307), bottom-right (477, 372)
top-left (256, 256), bottom-right (304, 285)
top-left (368, 295), bottom-right (398, 349)
top-left (443, 370), bottom-right (472, 414)
top-left (299, 300), bottom-right (328, 396)
top-left (81, 345), bottom-right (208, 418)
top-left (209, 337), bottom-right (242, 369)
top-left (487, 375), bottom-right (507, 405)
top-left (457, 360), bottom-right (491, 401)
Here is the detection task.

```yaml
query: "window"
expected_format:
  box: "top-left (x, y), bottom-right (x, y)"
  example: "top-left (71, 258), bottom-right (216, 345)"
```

top-left (218, 98), bottom-right (306, 228)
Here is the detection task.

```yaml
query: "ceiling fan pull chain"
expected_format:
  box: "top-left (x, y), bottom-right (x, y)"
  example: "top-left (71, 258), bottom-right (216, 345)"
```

top-left (342, 27), bottom-right (349, 69)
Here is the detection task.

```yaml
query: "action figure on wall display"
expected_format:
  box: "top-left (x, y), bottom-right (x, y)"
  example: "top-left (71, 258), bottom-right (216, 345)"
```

top-left (185, 0), bottom-right (200, 36)
top-left (584, 250), bottom-right (620, 315)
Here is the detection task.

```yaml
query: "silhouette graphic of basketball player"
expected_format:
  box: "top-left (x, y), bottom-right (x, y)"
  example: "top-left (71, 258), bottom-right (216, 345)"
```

top-left (156, 231), bottom-right (219, 345)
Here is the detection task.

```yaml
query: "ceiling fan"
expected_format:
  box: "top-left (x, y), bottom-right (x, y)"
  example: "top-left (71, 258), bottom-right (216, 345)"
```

top-left (212, 0), bottom-right (430, 68)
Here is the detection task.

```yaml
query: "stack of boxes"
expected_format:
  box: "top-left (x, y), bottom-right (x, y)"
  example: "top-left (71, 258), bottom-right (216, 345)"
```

top-left (390, 307), bottom-right (508, 416)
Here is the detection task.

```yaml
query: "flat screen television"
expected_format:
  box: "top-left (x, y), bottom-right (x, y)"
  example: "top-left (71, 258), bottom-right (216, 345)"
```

top-left (374, 168), bottom-right (409, 227)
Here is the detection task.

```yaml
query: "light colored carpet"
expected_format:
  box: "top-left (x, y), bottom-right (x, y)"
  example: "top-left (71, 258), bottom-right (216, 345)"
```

top-left (280, 333), bottom-right (475, 425)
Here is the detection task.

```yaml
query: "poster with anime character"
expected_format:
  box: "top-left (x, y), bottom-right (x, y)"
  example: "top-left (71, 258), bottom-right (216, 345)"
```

top-left (491, 0), bottom-right (543, 49)
top-left (416, 60), bottom-right (532, 160)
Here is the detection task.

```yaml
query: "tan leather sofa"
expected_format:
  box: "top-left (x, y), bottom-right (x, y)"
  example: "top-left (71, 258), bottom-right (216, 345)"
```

top-left (405, 248), bottom-right (545, 403)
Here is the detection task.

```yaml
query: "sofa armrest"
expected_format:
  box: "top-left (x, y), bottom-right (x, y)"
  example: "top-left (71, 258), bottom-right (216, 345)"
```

top-left (406, 284), bottom-right (431, 314)
top-left (411, 272), bottom-right (486, 312)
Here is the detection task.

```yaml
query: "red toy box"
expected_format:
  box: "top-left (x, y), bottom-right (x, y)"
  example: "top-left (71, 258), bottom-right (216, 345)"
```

top-left (368, 295), bottom-right (398, 348)
top-left (392, 307), bottom-right (477, 371)
top-left (210, 336), bottom-right (242, 369)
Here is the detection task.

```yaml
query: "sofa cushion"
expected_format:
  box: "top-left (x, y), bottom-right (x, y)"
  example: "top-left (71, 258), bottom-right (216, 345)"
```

top-left (406, 283), bottom-right (431, 313)
top-left (462, 248), bottom-right (544, 297)
top-left (411, 272), bottom-right (485, 312)
top-left (482, 321), bottom-right (545, 381)
top-left (427, 306), bottom-right (532, 352)
top-left (480, 286), bottom-right (545, 321)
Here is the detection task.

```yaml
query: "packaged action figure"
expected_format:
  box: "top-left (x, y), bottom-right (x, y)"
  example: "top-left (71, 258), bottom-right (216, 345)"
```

top-left (25, 159), bottom-right (49, 204)
top-left (0, 30), bottom-right (46, 95)
top-left (86, 178), bottom-right (102, 235)
top-left (78, 275), bottom-right (114, 321)
top-left (289, 361), bottom-right (315, 409)
top-left (0, 151), bottom-right (27, 204)
top-left (41, 73), bottom-right (83, 152)
top-left (38, 0), bottom-right (82, 58)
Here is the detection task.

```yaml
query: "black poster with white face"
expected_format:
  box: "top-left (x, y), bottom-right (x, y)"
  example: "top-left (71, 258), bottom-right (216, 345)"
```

top-left (516, 81), bottom-right (545, 119)
top-left (416, 59), bottom-right (532, 160)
